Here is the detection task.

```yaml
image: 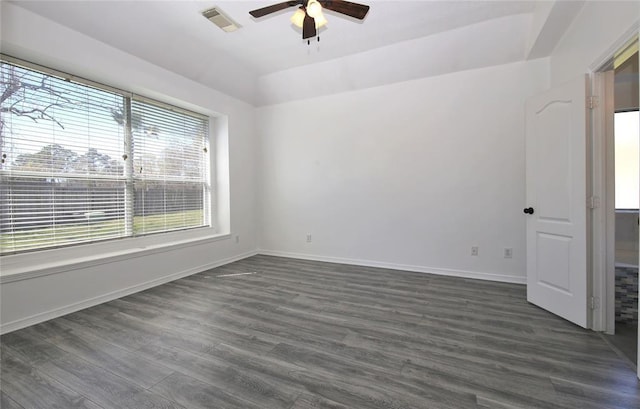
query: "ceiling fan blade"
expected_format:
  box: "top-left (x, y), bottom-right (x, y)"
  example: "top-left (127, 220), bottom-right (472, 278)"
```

top-left (319, 0), bottom-right (370, 20)
top-left (249, 1), bottom-right (301, 18)
top-left (302, 13), bottom-right (317, 39)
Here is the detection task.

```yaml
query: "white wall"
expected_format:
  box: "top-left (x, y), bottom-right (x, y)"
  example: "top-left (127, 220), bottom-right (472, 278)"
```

top-left (257, 14), bottom-right (531, 106)
top-left (0, 4), bottom-right (259, 333)
top-left (550, 1), bottom-right (639, 85)
top-left (258, 59), bottom-right (549, 283)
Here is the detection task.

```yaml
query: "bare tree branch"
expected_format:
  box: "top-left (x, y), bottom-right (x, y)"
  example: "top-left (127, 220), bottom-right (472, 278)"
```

top-left (1, 65), bottom-right (71, 132)
top-left (0, 79), bottom-right (20, 104)
top-left (2, 105), bottom-right (66, 129)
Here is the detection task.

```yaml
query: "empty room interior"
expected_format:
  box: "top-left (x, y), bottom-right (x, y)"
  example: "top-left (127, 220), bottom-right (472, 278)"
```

top-left (1, 1), bottom-right (640, 408)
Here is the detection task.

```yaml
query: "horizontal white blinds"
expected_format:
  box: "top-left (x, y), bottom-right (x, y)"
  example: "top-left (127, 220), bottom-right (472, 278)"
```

top-left (130, 99), bottom-right (208, 235)
top-left (1, 63), bottom-right (126, 177)
top-left (131, 100), bottom-right (207, 182)
top-left (0, 177), bottom-right (127, 253)
top-left (0, 59), bottom-right (210, 255)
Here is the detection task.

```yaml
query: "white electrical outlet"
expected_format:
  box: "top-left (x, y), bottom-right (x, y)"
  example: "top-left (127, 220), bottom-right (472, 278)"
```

top-left (504, 248), bottom-right (513, 258)
top-left (235, 235), bottom-right (240, 244)
top-left (471, 246), bottom-right (479, 256)
top-left (306, 234), bottom-right (312, 243)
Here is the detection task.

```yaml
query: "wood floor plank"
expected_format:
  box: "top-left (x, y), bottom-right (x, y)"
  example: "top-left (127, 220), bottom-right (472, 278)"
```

top-left (17, 320), bottom-right (74, 342)
top-left (45, 327), bottom-right (174, 389)
top-left (150, 372), bottom-right (263, 409)
top-left (401, 360), bottom-right (562, 409)
top-left (267, 342), bottom-right (479, 409)
top-left (476, 395), bottom-right (527, 409)
top-left (37, 354), bottom-right (141, 406)
top-left (135, 342), bottom-right (301, 409)
top-left (0, 330), bottom-right (68, 367)
top-left (290, 393), bottom-right (350, 409)
top-left (37, 353), bottom-right (182, 409)
top-left (0, 390), bottom-right (26, 409)
top-left (342, 317), bottom-right (637, 394)
top-left (55, 313), bottom-right (152, 353)
top-left (289, 367), bottom-right (478, 409)
top-left (550, 376), bottom-right (640, 409)
top-left (0, 349), bottom-right (103, 409)
top-left (1, 254), bottom-right (639, 409)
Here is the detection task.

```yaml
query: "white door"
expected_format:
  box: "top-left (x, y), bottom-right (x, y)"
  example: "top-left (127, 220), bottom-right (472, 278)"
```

top-left (525, 76), bottom-right (588, 328)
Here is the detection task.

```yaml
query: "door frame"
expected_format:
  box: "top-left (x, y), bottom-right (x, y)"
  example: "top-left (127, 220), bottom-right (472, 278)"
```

top-left (590, 28), bottom-right (639, 377)
top-left (590, 28), bottom-right (638, 331)
top-left (590, 69), bottom-right (615, 334)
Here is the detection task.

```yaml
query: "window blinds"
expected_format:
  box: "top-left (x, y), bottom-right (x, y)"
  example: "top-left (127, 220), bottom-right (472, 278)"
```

top-left (0, 59), bottom-right (210, 255)
top-left (130, 99), bottom-right (209, 235)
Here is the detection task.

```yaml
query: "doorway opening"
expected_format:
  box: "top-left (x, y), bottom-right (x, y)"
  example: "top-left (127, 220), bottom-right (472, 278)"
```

top-left (609, 108), bottom-right (639, 364)
top-left (601, 38), bottom-right (639, 367)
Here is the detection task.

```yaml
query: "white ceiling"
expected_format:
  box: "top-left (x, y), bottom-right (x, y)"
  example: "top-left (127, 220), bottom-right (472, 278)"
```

top-left (7, 0), bottom-right (584, 105)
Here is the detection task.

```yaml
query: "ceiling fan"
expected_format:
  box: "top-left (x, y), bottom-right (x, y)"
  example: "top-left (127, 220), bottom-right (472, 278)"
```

top-left (249, 0), bottom-right (370, 42)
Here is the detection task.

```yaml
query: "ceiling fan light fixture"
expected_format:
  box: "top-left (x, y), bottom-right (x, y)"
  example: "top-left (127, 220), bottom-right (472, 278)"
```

top-left (314, 12), bottom-right (328, 29)
top-left (290, 7), bottom-right (305, 28)
top-left (291, 7), bottom-right (327, 30)
top-left (306, 0), bottom-right (322, 19)
top-left (249, 0), bottom-right (370, 41)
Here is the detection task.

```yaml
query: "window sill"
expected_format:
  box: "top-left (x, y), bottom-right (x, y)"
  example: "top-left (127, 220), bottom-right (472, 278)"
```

top-left (0, 233), bottom-right (230, 284)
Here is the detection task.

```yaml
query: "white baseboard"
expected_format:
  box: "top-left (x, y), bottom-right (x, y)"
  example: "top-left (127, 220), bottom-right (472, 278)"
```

top-left (0, 250), bottom-right (258, 334)
top-left (258, 249), bottom-right (526, 285)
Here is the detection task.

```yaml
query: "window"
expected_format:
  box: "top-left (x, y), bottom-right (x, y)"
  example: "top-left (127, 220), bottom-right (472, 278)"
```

top-left (614, 110), bottom-right (639, 210)
top-left (0, 57), bottom-right (210, 255)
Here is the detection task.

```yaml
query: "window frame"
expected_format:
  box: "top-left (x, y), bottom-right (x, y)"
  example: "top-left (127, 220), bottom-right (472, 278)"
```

top-left (0, 54), bottom-right (219, 260)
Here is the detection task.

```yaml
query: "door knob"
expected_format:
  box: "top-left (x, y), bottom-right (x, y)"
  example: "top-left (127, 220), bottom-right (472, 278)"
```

top-left (523, 207), bottom-right (534, 215)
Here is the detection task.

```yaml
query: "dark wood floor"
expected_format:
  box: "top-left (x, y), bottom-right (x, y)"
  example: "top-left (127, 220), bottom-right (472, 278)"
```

top-left (1, 255), bottom-right (639, 409)
top-left (604, 321), bottom-right (638, 368)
